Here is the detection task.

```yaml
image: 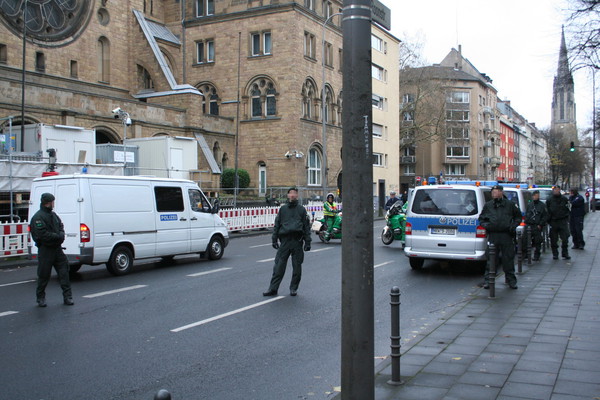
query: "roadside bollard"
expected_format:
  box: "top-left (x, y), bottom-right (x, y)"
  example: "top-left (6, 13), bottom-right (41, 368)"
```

top-left (488, 243), bottom-right (496, 299)
top-left (526, 225), bottom-right (532, 265)
top-left (516, 230), bottom-right (523, 274)
top-left (387, 286), bottom-right (404, 385)
top-left (154, 389), bottom-right (171, 400)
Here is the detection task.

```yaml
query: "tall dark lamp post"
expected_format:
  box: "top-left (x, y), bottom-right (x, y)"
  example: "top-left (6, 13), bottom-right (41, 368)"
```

top-left (593, 67), bottom-right (597, 211)
top-left (20, 0), bottom-right (28, 150)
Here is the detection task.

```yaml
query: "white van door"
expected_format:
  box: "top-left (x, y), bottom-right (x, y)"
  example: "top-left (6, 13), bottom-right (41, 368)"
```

top-left (187, 188), bottom-right (214, 252)
top-left (54, 182), bottom-right (80, 256)
top-left (154, 185), bottom-right (190, 256)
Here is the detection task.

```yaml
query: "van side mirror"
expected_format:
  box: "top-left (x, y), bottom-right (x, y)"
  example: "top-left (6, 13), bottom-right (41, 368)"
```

top-left (211, 199), bottom-right (220, 214)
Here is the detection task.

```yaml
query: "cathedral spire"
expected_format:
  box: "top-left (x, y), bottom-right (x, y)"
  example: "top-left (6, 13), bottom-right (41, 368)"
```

top-left (557, 26), bottom-right (574, 84)
top-left (551, 25), bottom-right (577, 132)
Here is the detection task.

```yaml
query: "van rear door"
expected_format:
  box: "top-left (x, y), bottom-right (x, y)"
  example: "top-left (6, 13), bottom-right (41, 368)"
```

top-left (154, 185), bottom-right (190, 256)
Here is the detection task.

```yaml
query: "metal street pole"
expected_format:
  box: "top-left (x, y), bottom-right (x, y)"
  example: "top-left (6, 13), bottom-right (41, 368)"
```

top-left (593, 68), bottom-right (597, 211)
top-left (20, 0), bottom-right (28, 150)
top-left (234, 31), bottom-right (241, 207)
top-left (322, 12), bottom-right (342, 199)
top-left (341, 1), bottom-right (374, 399)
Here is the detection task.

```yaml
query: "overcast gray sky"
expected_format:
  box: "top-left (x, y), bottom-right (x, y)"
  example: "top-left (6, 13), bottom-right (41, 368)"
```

top-left (385, 0), bottom-right (595, 130)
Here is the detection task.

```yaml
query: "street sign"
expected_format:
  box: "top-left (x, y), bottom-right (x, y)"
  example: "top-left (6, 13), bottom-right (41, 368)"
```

top-left (371, 0), bottom-right (391, 30)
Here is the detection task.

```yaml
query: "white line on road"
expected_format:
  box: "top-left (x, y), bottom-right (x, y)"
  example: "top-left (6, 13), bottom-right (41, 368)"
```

top-left (187, 267), bottom-right (231, 277)
top-left (257, 257), bottom-right (275, 263)
top-left (309, 248), bottom-right (333, 253)
top-left (0, 311), bottom-right (18, 317)
top-left (0, 280), bottom-right (36, 288)
top-left (171, 296), bottom-right (286, 332)
top-left (249, 243), bottom-right (272, 248)
top-left (83, 285), bottom-right (148, 298)
top-left (374, 261), bottom-right (394, 269)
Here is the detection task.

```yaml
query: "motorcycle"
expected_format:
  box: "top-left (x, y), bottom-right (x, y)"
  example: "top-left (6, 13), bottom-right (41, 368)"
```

top-left (381, 201), bottom-right (406, 246)
top-left (312, 212), bottom-right (342, 242)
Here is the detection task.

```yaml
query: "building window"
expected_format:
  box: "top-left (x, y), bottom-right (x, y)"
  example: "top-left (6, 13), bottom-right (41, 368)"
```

top-left (97, 36), bottom-right (110, 82)
top-left (35, 51), bottom-right (45, 72)
top-left (198, 83), bottom-right (219, 115)
top-left (251, 31), bottom-right (271, 56)
top-left (446, 146), bottom-right (470, 157)
top-left (137, 65), bottom-right (154, 90)
top-left (0, 44), bottom-right (7, 64)
top-left (266, 83), bottom-right (276, 116)
top-left (308, 148), bottom-right (322, 186)
top-left (322, 85), bottom-right (335, 124)
top-left (447, 91), bottom-right (470, 103)
top-left (338, 48), bottom-right (343, 71)
top-left (324, 41), bottom-right (333, 67)
top-left (251, 86), bottom-right (262, 118)
top-left (196, 0), bottom-right (215, 17)
top-left (403, 146), bottom-right (416, 156)
top-left (372, 94), bottom-right (384, 110)
top-left (403, 164), bottom-right (416, 175)
top-left (446, 110), bottom-right (469, 121)
top-left (446, 164), bottom-right (466, 175)
top-left (373, 152), bottom-right (386, 167)
top-left (372, 123), bottom-right (383, 138)
top-left (371, 63), bottom-right (385, 81)
top-left (323, 0), bottom-right (333, 18)
top-left (248, 77), bottom-right (277, 119)
top-left (371, 34), bottom-right (383, 52)
top-left (402, 93), bottom-right (415, 104)
top-left (70, 60), bottom-right (78, 78)
top-left (305, 0), bottom-right (315, 11)
top-left (196, 39), bottom-right (214, 63)
top-left (447, 127), bottom-right (469, 139)
top-left (304, 31), bottom-right (316, 59)
top-left (402, 111), bottom-right (414, 121)
top-left (302, 79), bottom-right (317, 119)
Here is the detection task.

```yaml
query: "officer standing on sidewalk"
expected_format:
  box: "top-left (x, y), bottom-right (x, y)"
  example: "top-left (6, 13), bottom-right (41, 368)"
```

top-left (546, 185), bottom-right (571, 260)
top-left (525, 190), bottom-right (549, 261)
top-left (480, 185), bottom-right (522, 289)
top-left (569, 188), bottom-right (586, 249)
top-left (29, 193), bottom-right (73, 307)
top-left (263, 188), bottom-right (311, 297)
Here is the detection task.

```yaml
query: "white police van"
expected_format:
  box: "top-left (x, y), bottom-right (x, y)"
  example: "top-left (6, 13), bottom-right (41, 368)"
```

top-left (28, 174), bottom-right (229, 275)
top-left (403, 184), bottom-right (492, 269)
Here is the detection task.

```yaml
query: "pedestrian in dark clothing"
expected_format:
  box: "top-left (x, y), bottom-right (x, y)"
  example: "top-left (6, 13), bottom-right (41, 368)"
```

top-left (263, 188), bottom-right (311, 297)
top-left (479, 185), bottom-right (522, 289)
top-left (29, 193), bottom-right (73, 307)
top-left (546, 185), bottom-right (571, 260)
top-left (384, 191), bottom-right (401, 211)
top-left (569, 188), bottom-right (585, 249)
top-left (525, 190), bottom-right (549, 261)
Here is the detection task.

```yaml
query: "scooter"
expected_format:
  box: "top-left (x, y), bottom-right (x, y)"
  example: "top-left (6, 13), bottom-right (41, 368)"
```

top-left (381, 201), bottom-right (406, 246)
top-left (312, 212), bottom-right (342, 243)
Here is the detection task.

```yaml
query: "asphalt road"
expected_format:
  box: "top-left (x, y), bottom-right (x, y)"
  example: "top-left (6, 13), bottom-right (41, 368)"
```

top-left (0, 222), bottom-right (484, 400)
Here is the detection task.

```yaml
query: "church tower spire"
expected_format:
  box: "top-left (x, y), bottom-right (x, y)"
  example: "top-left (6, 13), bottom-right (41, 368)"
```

top-left (551, 26), bottom-right (577, 134)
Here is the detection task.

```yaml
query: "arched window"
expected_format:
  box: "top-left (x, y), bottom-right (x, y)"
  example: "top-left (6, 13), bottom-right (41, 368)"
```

top-left (137, 65), bottom-right (154, 91)
top-left (266, 83), bottom-right (276, 116)
top-left (246, 76), bottom-right (278, 119)
top-left (251, 84), bottom-right (262, 118)
top-left (197, 83), bottom-right (220, 115)
top-left (322, 85), bottom-right (335, 124)
top-left (213, 141), bottom-right (222, 168)
top-left (337, 90), bottom-right (343, 126)
top-left (221, 152), bottom-right (229, 169)
top-left (301, 79), bottom-right (317, 119)
top-left (97, 36), bottom-right (110, 83)
top-left (307, 147), bottom-right (322, 186)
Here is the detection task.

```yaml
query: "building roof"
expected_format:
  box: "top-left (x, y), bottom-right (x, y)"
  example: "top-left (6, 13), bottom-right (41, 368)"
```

top-left (399, 65), bottom-right (486, 86)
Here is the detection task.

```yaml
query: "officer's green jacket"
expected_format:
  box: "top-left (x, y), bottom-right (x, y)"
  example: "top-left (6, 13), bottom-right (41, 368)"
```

top-left (546, 194), bottom-right (570, 221)
top-left (30, 205), bottom-right (65, 248)
top-left (272, 202), bottom-right (312, 243)
top-left (479, 197), bottom-right (522, 235)
top-left (323, 201), bottom-right (338, 217)
top-left (525, 200), bottom-right (548, 227)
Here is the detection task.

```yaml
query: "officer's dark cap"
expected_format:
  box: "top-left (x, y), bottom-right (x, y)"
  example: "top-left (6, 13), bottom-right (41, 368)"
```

top-left (532, 190), bottom-right (540, 195)
top-left (41, 193), bottom-right (55, 203)
top-left (287, 187), bottom-right (298, 193)
top-left (553, 185), bottom-right (561, 190)
top-left (491, 185), bottom-right (504, 191)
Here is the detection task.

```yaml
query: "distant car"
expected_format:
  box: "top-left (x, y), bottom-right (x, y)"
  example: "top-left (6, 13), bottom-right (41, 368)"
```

top-left (593, 194), bottom-right (600, 210)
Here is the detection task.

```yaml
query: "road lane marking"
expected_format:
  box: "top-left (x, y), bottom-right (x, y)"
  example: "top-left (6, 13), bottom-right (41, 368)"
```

top-left (83, 285), bottom-right (147, 298)
top-left (171, 296), bottom-right (286, 332)
top-left (0, 311), bottom-right (18, 317)
top-left (0, 280), bottom-right (36, 288)
top-left (309, 248), bottom-right (333, 253)
top-left (187, 267), bottom-right (231, 277)
top-left (250, 243), bottom-right (272, 248)
top-left (257, 257), bottom-right (275, 263)
top-left (374, 261), bottom-right (394, 269)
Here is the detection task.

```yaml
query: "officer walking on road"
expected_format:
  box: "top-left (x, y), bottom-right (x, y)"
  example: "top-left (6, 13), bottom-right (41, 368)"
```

top-left (480, 185), bottom-right (522, 289)
top-left (546, 185), bottom-right (571, 260)
top-left (29, 193), bottom-right (73, 307)
top-left (525, 190), bottom-right (549, 261)
top-left (263, 188), bottom-right (311, 297)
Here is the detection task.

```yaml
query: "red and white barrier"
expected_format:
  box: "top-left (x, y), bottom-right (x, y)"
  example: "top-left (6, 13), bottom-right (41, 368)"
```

top-left (1, 222), bottom-right (28, 258)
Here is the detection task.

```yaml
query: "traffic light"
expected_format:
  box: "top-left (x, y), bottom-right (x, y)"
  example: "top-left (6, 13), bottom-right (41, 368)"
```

top-left (570, 141), bottom-right (575, 152)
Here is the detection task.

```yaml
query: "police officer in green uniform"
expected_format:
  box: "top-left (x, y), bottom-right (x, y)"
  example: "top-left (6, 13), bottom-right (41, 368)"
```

top-left (480, 185), bottom-right (522, 289)
top-left (263, 188), bottom-right (311, 297)
top-left (30, 193), bottom-right (73, 307)
top-left (323, 193), bottom-right (339, 240)
top-left (546, 185), bottom-right (571, 260)
top-left (525, 190), bottom-right (549, 261)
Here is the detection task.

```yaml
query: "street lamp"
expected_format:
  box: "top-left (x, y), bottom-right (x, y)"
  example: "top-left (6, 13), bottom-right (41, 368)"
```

top-left (592, 67), bottom-right (597, 211)
top-left (112, 107), bottom-right (132, 174)
top-left (321, 12), bottom-right (342, 199)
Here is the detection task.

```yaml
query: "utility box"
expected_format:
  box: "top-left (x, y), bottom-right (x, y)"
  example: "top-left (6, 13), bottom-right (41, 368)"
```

top-left (2, 124), bottom-right (96, 164)
top-left (126, 136), bottom-right (198, 179)
top-left (96, 143), bottom-right (139, 176)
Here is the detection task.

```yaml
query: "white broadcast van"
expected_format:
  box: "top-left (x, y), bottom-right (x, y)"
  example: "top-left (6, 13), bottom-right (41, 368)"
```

top-left (28, 174), bottom-right (229, 275)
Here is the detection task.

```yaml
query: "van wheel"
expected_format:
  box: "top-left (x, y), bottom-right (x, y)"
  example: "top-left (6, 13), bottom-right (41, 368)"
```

top-left (107, 246), bottom-right (134, 276)
top-left (207, 236), bottom-right (224, 260)
top-left (409, 258), bottom-right (424, 270)
top-left (69, 265), bottom-right (82, 273)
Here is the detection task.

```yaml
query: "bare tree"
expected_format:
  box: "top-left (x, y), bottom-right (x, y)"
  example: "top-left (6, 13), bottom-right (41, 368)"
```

top-left (398, 31), bottom-right (428, 70)
top-left (547, 127), bottom-right (588, 186)
top-left (565, 0), bottom-right (600, 69)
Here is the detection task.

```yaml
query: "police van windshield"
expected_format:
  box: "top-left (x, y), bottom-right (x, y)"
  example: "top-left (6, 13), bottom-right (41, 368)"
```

top-left (411, 189), bottom-right (479, 216)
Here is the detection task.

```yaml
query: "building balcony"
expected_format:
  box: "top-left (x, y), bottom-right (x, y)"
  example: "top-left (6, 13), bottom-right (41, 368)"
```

top-left (483, 140), bottom-right (492, 148)
top-left (490, 156), bottom-right (501, 167)
top-left (483, 106), bottom-right (494, 116)
top-left (445, 156), bottom-right (470, 164)
top-left (401, 156), bottom-right (416, 164)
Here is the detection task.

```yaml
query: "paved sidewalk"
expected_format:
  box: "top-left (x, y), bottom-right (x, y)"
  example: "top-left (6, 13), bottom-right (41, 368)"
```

top-left (371, 211), bottom-right (600, 400)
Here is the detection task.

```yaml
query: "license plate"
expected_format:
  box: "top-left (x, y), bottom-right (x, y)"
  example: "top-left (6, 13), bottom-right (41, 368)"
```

top-left (431, 228), bottom-right (455, 235)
